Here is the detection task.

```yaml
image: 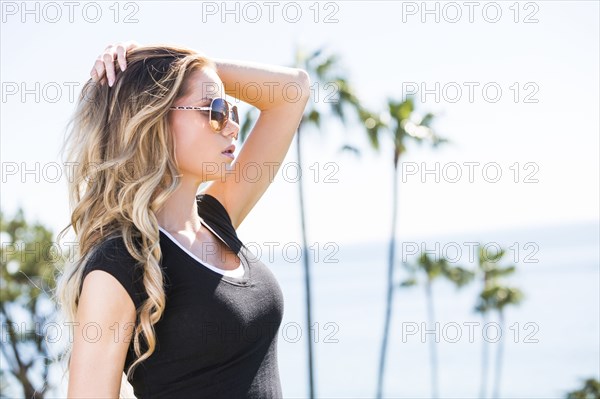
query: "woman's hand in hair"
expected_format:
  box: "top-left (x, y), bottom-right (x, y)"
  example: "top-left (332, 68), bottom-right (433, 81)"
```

top-left (90, 40), bottom-right (140, 87)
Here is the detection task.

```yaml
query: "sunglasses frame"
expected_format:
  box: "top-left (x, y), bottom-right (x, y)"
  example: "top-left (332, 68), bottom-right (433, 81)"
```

top-left (169, 97), bottom-right (239, 135)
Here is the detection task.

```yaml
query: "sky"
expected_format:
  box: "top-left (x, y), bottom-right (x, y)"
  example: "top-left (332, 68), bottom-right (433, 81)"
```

top-left (1, 0), bottom-right (598, 248)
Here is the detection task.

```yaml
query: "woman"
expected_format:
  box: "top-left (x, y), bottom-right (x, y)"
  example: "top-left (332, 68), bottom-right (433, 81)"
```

top-left (55, 41), bottom-right (310, 398)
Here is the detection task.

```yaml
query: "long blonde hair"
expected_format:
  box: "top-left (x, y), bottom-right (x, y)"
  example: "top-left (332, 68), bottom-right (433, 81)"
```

top-left (53, 44), bottom-right (217, 389)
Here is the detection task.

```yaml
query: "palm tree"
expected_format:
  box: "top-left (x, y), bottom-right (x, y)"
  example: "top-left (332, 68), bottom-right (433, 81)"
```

top-left (238, 45), bottom-right (366, 399)
top-left (400, 253), bottom-right (474, 398)
top-left (474, 244), bottom-right (524, 399)
top-left (372, 96), bottom-right (448, 399)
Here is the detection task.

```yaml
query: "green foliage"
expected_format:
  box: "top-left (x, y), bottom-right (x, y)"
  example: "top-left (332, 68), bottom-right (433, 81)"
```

top-left (477, 285), bottom-right (524, 314)
top-left (1, 207), bottom-right (63, 398)
top-left (357, 105), bottom-right (385, 152)
top-left (566, 378), bottom-right (600, 399)
top-left (443, 266), bottom-right (476, 288)
top-left (399, 253), bottom-right (474, 289)
top-left (391, 96), bottom-right (414, 122)
top-left (307, 109), bottom-right (321, 128)
top-left (295, 46), bottom-right (361, 136)
top-left (1, 208), bottom-right (57, 303)
top-left (474, 244), bottom-right (524, 315)
top-left (338, 145), bottom-right (360, 156)
top-left (399, 277), bottom-right (417, 288)
top-left (379, 95), bottom-right (450, 166)
top-left (419, 112), bottom-right (435, 128)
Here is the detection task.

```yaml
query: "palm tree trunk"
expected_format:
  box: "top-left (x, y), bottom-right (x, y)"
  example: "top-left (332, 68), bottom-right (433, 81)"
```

top-left (492, 310), bottom-right (505, 399)
top-left (480, 312), bottom-right (489, 399)
top-left (425, 280), bottom-right (439, 398)
top-left (376, 162), bottom-right (399, 398)
top-left (295, 123), bottom-right (315, 399)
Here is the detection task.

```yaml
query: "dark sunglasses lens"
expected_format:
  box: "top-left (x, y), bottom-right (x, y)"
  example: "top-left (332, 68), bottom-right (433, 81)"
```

top-left (210, 98), bottom-right (228, 131)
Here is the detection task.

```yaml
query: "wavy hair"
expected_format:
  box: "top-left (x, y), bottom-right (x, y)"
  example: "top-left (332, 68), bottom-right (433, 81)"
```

top-left (52, 44), bottom-right (248, 394)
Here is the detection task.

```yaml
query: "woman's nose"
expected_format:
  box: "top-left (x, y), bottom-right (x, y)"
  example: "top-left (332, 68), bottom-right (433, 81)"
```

top-left (223, 119), bottom-right (240, 140)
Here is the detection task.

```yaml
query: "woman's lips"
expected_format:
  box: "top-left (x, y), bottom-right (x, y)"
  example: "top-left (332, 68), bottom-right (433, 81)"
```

top-left (221, 144), bottom-right (235, 159)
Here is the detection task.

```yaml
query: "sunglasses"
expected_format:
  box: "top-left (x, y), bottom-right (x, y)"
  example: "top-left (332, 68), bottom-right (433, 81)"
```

top-left (169, 97), bottom-right (239, 134)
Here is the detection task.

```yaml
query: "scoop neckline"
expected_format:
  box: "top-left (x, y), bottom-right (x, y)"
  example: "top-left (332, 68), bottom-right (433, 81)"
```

top-left (158, 219), bottom-right (251, 286)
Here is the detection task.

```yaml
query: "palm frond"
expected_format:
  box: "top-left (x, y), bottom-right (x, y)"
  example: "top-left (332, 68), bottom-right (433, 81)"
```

top-left (399, 277), bottom-right (418, 288)
top-left (419, 112), bottom-right (435, 127)
top-left (338, 144), bottom-right (361, 157)
top-left (304, 109), bottom-right (321, 128)
top-left (315, 54), bottom-right (340, 78)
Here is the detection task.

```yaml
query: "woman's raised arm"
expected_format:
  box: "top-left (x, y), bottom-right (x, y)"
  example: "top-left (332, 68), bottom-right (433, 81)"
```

top-left (201, 58), bottom-right (311, 229)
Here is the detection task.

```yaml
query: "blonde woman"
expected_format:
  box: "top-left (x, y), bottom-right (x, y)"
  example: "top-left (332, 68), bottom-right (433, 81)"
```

top-left (55, 41), bottom-right (310, 398)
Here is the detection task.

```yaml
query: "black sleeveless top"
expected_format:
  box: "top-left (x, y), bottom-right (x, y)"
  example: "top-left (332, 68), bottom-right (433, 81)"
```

top-left (80, 194), bottom-right (285, 398)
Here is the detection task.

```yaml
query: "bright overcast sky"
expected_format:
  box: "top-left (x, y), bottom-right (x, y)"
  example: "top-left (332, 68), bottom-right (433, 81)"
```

top-left (1, 1), bottom-right (598, 248)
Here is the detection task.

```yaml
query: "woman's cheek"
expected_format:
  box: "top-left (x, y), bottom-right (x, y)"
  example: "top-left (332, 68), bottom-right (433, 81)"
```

top-left (172, 132), bottom-right (197, 171)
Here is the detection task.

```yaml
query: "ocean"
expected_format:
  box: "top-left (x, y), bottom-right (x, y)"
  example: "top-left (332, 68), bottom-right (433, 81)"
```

top-left (270, 220), bottom-right (599, 398)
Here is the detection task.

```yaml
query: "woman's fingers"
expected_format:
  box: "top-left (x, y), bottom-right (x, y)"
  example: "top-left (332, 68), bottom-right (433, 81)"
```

top-left (118, 40), bottom-right (140, 72)
top-left (115, 44), bottom-right (127, 72)
top-left (91, 57), bottom-right (108, 85)
top-left (90, 67), bottom-right (99, 81)
top-left (89, 41), bottom-right (140, 86)
top-left (103, 51), bottom-right (117, 87)
top-left (90, 49), bottom-right (113, 85)
top-left (113, 41), bottom-right (140, 75)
